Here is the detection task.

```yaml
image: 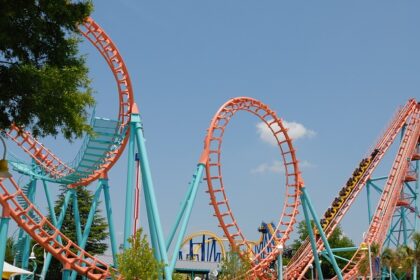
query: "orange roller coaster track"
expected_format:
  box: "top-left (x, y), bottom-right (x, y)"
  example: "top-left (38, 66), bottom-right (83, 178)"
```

top-left (286, 99), bottom-right (420, 279)
top-left (6, 17), bottom-right (134, 187)
top-left (0, 17), bottom-right (134, 279)
top-left (202, 97), bottom-right (303, 277)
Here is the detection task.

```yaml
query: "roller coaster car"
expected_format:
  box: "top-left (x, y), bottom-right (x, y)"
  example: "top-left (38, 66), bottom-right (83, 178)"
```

top-left (324, 210), bottom-right (332, 219)
top-left (346, 178), bottom-right (354, 187)
top-left (352, 168), bottom-right (362, 178)
top-left (371, 148), bottom-right (380, 158)
top-left (332, 197), bottom-right (342, 208)
top-left (360, 158), bottom-right (369, 168)
top-left (339, 188), bottom-right (348, 197)
top-left (325, 208), bottom-right (334, 219)
top-left (330, 206), bottom-right (338, 215)
top-left (320, 218), bottom-right (328, 228)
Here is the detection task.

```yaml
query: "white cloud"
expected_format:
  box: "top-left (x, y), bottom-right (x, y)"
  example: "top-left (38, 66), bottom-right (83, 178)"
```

top-left (256, 120), bottom-right (316, 146)
top-left (251, 160), bottom-right (284, 174)
top-left (251, 159), bottom-right (315, 175)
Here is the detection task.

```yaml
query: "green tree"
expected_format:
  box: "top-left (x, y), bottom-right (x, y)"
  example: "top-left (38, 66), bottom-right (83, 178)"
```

top-left (0, 0), bottom-right (95, 140)
top-left (218, 248), bottom-right (252, 280)
top-left (290, 220), bottom-right (355, 279)
top-left (5, 237), bottom-right (14, 263)
top-left (44, 186), bottom-right (109, 279)
top-left (412, 232), bottom-right (420, 269)
top-left (113, 229), bottom-right (164, 280)
top-left (381, 247), bottom-right (397, 279)
top-left (357, 242), bottom-right (380, 278)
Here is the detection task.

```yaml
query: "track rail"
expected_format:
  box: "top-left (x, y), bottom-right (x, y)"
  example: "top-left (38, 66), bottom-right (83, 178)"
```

top-left (0, 177), bottom-right (115, 279)
top-left (6, 17), bottom-right (134, 187)
top-left (1, 17), bottom-right (134, 279)
top-left (201, 97), bottom-right (303, 277)
top-left (338, 103), bottom-right (420, 279)
top-left (286, 99), bottom-right (419, 279)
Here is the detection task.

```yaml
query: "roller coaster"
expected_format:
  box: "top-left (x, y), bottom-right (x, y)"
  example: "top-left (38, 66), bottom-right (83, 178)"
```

top-left (0, 15), bottom-right (418, 280)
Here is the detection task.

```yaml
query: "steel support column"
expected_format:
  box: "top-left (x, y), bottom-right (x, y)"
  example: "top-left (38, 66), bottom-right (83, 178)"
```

top-left (123, 121), bottom-right (136, 249)
top-left (0, 208), bottom-right (10, 278)
top-left (41, 189), bottom-right (73, 279)
top-left (133, 114), bottom-right (171, 280)
top-left (102, 179), bottom-right (119, 267)
top-left (301, 187), bottom-right (343, 280)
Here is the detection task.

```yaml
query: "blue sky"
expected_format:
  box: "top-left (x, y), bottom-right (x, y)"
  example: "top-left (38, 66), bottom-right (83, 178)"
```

top-left (7, 1), bottom-right (420, 254)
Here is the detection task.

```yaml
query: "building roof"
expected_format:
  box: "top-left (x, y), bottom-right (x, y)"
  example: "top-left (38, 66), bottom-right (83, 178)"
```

top-left (175, 260), bottom-right (219, 273)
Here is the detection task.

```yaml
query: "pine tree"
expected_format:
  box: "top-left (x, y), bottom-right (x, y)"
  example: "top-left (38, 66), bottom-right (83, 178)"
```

top-left (44, 185), bottom-right (109, 279)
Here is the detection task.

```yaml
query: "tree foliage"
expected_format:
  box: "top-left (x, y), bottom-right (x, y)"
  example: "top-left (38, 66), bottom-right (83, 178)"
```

top-left (113, 229), bottom-right (164, 280)
top-left (218, 248), bottom-right (252, 280)
top-left (45, 186), bottom-right (109, 279)
top-left (290, 220), bottom-right (355, 279)
top-left (5, 237), bottom-right (14, 264)
top-left (0, 0), bottom-right (95, 140)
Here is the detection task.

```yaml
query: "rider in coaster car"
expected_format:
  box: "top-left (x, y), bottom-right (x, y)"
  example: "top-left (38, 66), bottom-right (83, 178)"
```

top-left (332, 197), bottom-right (342, 208)
top-left (371, 148), bottom-right (380, 157)
top-left (346, 178), bottom-right (354, 187)
top-left (339, 187), bottom-right (348, 197)
top-left (324, 209), bottom-right (333, 219)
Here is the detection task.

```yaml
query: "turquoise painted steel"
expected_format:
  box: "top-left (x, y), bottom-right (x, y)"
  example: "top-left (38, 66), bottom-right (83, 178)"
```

top-left (369, 176), bottom-right (389, 182)
top-left (301, 187), bottom-right (343, 280)
top-left (71, 189), bottom-right (83, 280)
top-left (21, 179), bottom-right (37, 277)
top-left (73, 191), bottom-right (83, 245)
top-left (399, 125), bottom-right (408, 245)
top-left (123, 122), bottom-right (136, 249)
top-left (370, 181), bottom-right (384, 193)
top-left (43, 180), bottom-right (58, 226)
top-left (384, 216), bottom-right (403, 248)
top-left (300, 194), bottom-right (323, 280)
top-left (143, 179), bottom-right (161, 261)
top-left (0, 216), bottom-right (10, 278)
top-left (102, 180), bottom-right (119, 267)
top-left (367, 182), bottom-right (372, 224)
top-left (401, 207), bottom-right (408, 245)
top-left (320, 246), bottom-right (359, 253)
top-left (41, 189), bottom-right (73, 279)
top-left (405, 182), bottom-right (417, 196)
top-left (62, 267), bottom-right (71, 279)
top-left (70, 184), bottom-right (103, 280)
top-left (13, 229), bottom-right (23, 266)
top-left (142, 177), bottom-right (163, 280)
top-left (168, 164), bottom-right (204, 273)
top-left (166, 176), bottom-right (195, 250)
top-left (320, 251), bottom-right (351, 263)
top-left (277, 251), bottom-right (283, 280)
top-left (133, 118), bottom-right (171, 280)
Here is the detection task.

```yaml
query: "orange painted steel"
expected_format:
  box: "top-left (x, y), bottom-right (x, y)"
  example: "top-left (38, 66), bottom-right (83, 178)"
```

top-left (2, 17), bottom-right (134, 279)
top-left (286, 99), bottom-right (419, 279)
top-left (0, 177), bottom-right (116, 279)
top-left (337, 104), bottom-right (420, 279)
top-left (201, 97), bottom-right (303, 277)
top-left (6, 17), bottom-right (134, 187)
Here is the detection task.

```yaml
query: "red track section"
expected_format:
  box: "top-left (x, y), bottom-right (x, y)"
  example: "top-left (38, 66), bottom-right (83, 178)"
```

top-left (1, 17), bottom-right (134, 279)
top-left (286, 99), bottom-right (419, 279)
top-left (201, 97), bottom-right (303, 277)
top-left (6, 17), bottom-right (134, 187)
top-left (338, 103), bottom-right (419, 279)
top-left (0, 177), bottom-right (115, 279)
